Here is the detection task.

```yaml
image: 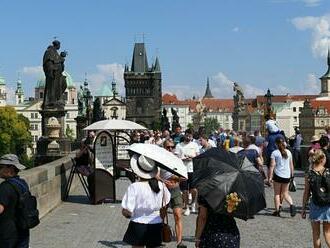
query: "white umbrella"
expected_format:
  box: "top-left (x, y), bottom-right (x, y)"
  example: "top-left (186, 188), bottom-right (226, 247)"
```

top-left (128, 143), bottom-right (188, 178)
top-left (84, 120), bottom-right (147, 131)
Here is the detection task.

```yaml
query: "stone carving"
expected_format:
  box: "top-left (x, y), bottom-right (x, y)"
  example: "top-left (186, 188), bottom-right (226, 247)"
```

top-left (233, 82), bottom-right (245, 112)
top-left (77, 85), bottom-right (86, 116)
top-left (46, 117), bottom-right (61, 138)
top-left (171, 108), bottom-right (180, 131)
top-left (161, 108), bottom-right (170, 131)
top-left (42, 40), bottom-right (67, 109)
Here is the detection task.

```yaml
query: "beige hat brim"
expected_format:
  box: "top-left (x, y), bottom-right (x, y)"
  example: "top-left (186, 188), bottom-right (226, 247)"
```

top-left (0, 160), bottom-right (26, 171)
top-left (130, 154), bottom-right (159, 179)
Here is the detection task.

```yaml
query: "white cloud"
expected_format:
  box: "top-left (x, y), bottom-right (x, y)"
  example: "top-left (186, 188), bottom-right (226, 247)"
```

top-left (271, 0), bottom-right (322, 7)
top-left (88, 63), bottom-right (125, 95)
top-left (292, 14), bottom-right (330, 57)
top-left (303, 73), bottom-right (320, 94)
top-left (302, 0), bottom-right (322, 7)
top-left (232, 27), bottom-right (239, 32)
top-left (22, 66), bottom-right (43, 77)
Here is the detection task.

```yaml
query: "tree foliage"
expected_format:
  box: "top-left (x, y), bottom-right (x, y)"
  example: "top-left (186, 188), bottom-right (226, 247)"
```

top-left (0, 106), bottom-right (32, 160)
top-left (204, 117), bottom-right (220, 136)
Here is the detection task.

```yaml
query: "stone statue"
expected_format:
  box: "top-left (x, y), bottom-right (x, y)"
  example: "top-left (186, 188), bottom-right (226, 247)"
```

top-left (42, 40), bottom-right (67, 109)
top-left (161, 108), bottom-right (170, 131)
top-left (77, 85), bottom-right (86, 116)
top-left (171, 108), bottom-right (180, 131)
top-left (233, 82), bottom-right (245, 112)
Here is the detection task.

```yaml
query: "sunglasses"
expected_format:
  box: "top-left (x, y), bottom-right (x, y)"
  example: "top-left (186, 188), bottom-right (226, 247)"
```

top-left (165, 146), bottom-right (175, 149)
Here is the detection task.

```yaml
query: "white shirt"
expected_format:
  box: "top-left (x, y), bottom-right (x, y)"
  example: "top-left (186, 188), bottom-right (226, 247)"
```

top-left (121, 181), bottom-right (170, 224)
top-left (175, 142), bottom-right (200, 173)
top-left (271, 149), bottom-right (292, 179)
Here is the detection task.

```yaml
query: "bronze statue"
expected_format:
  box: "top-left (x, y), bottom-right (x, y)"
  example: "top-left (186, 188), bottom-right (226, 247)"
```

top-left (42, 40), bottom-right (67, 109)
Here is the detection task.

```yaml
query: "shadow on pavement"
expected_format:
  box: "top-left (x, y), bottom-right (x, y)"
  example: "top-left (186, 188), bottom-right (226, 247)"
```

top-left (98, 240), bottom-right (128, 247)
top-left (65, 195), bottom-right (90, 205)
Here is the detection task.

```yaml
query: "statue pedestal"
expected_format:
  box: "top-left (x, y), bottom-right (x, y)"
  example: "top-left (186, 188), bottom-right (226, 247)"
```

top-left (75, 116), bottom-right (88, 141)
top-left (36, 108), bottom-right (71, 166)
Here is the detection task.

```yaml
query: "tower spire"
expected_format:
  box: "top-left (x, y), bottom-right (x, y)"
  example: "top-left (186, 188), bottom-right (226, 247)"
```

top-left (203, 77), bottom-right (213, 98)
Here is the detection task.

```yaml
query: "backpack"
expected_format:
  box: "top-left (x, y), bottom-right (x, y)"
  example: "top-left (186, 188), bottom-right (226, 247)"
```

top-left (7, 178), bottom-right (40, 229)
top-left (308, 168), bottom-right (330, 206)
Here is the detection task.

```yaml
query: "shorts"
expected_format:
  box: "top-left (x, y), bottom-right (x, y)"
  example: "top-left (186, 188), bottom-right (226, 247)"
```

top-left (272, 173), bottom-right (290, 184)
top-left (309, 201), bottom-right (330, 222)
top-left (123, 221), bottom-right (162, 247)
top-left (180, 172), bottom-right (195, 191)
top-left (170, 193), bottom-right (183, 209)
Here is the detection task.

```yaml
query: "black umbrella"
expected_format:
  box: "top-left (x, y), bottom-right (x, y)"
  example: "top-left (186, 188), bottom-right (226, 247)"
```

top-left (193, 150), bottom-right (266, 221)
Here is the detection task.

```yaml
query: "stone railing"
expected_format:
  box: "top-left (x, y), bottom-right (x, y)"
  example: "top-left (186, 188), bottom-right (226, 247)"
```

top-left (19, 153), bottom-right (78, 218)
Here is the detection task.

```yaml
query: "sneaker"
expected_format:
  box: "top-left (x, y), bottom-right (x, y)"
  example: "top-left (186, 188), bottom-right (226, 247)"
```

top-left (290, 205), bottom-right (296, 217)
top-left (272, 211), bottom-right (280, 217)
top-left (177, 242), bottom-right (187, 248)
top-left (191, 203), bottom-right (197, 213)
top-left (188, 193), bottom-right (192, 204)
top-left (183, 208), bottom-right (190, 216)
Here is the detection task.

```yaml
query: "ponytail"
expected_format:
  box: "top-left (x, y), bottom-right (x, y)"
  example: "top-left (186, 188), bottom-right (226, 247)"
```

top-left (276, 137), bottom-right (288, 159)
top-left (148, 178), bottom-right (160, 193)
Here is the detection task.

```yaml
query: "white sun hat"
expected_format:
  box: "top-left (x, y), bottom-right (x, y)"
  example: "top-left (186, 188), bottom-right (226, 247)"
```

top-left (130, 154), bottom-right (159, 179)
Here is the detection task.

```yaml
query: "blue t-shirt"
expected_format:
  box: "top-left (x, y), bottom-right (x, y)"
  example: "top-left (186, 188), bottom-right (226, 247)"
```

top-left (266, 133), bottom-right (284, 159)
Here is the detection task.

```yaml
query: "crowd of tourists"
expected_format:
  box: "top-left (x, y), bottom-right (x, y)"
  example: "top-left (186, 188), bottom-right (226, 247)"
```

top-left (3, 118), bottom-right (330, 247)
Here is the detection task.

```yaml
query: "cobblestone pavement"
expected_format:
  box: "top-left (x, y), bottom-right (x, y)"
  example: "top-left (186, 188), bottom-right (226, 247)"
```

top-left (31, 170), bottom-right (313, 248)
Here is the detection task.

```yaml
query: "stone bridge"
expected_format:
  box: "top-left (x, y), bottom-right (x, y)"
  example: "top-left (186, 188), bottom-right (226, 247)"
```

top-left (17, 154), bottom-right (316, 248)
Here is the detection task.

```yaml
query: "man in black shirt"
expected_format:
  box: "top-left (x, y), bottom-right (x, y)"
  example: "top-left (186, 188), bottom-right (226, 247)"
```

top-left (0, 154), bottom-right (29, 248)
top-left (319, 136), bottom-right (330, 168)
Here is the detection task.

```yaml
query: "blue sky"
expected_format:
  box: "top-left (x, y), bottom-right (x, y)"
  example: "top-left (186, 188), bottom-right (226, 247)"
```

top-left (0, 0), bottom-right (330, 102)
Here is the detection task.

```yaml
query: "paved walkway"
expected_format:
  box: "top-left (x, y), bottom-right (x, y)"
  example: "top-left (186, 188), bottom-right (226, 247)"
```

top-left (31, 170), bottom-right (313, 248)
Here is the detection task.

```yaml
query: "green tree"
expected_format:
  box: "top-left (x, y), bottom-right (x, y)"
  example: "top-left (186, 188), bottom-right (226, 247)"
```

top-left (65, 126), bottom-right (75, 141)
top-left (0, 106), bottom-right (32, 161)
top-left (204, 117), bottom-right (220, 136)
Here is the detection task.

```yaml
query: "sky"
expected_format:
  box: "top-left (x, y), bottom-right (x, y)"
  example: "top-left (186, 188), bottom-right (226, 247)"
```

top-left (0, 0), bottom-right (330, 103)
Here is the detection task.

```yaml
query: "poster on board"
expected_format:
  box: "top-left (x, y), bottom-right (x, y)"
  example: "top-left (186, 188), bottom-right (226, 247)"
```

top-left (94, 131), bottom-right (114, 175)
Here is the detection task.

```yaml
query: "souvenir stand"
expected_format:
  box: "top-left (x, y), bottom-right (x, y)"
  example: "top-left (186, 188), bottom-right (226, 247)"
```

top-left (84, 120), bottom-right (146, 204)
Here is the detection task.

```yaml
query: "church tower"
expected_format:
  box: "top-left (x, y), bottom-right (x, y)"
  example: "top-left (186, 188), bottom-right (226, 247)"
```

top-left (124, 43), bottom-right (162, 128)
top-left (203, 77), bottom-right (213, 98)
top-left (320, 50), bottom-right (330, 97)
top-left (0, 74), bottom-right (7, 106)
top-left (15, 78), bottom-right (24, 105)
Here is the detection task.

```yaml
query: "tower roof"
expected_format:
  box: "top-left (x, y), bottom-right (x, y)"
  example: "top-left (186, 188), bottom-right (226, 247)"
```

top-left (35, 71), bottom-right (75, 88)
top-left (153, 56), bottom-right (161, 72)
top-left (203, 77), bottom-right (213, 98)
top-left (15, 79), bottom-right (24, 94)
top-left (321, 49), bottom-right (330, 79)
top-left (96, 82), bottom-right (112, 97)
top-left (131, 43), bottom-right (149, 73)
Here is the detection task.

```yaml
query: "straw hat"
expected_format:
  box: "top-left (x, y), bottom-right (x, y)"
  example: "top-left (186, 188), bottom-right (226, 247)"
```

top-left (130, 154), bottom-right (159, 179)
top-left (310, 135), bottom-right (320, 143)
top-left (0, 154), bottom-right (26, 171)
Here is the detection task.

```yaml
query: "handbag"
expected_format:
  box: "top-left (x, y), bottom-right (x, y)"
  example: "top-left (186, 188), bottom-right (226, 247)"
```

top-left (289, 177), bottom-right (297, 192)
top-left (161, 184), bottom-right (173, 243)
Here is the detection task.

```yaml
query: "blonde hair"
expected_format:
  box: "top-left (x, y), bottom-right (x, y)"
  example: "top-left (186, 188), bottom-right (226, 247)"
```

top-left (311, 149), bottom-right (326, 165)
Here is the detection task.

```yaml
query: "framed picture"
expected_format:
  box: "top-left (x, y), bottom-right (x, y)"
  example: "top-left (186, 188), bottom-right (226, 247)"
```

top-left (100, 136), bottom-right (107, 146)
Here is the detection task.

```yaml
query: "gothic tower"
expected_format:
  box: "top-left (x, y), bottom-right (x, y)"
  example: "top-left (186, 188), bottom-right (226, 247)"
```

top-left (15, 78), bottom-right (24, 105)
top-left (0, 74), bottom-right (7, 106)
top-left (203, 77), bottom-right (213, 98)
top-left (124, 43), bottom-right (162, 128)
top-left (320, 50), bottom-right (330, 97)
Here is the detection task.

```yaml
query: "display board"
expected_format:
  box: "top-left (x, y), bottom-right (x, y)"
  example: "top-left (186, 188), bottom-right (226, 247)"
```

top-left (94, 131), bottom-right (114, 175)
